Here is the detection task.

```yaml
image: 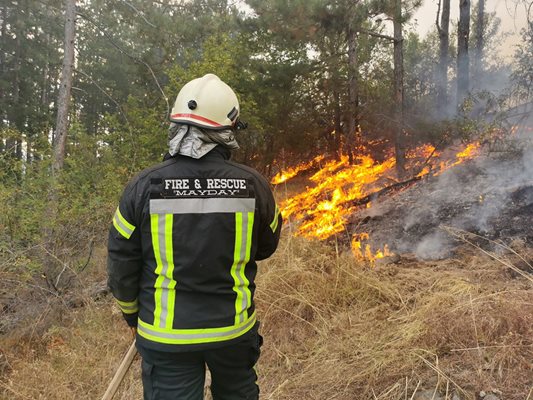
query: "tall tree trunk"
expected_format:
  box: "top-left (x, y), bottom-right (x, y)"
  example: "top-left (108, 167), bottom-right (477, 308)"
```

top-left (265, 135), bottom-right (275, 177)
top-left (457, 0), bottom-right (470, 108)
top-left (14, 0), bottom-right (29, 162)
top-left (346, 24), bottom-right (359, 163)
top-left (472, 0), bottom-right (485, 86)
top-left (13, 7), bottom-right (20, 126)
top-left (436, 0), bottom-right (450, 113)
top-left (5, 3), bottom-right (20, 159)
top-left (1, 5), bottom-right (8, 156)
top-left (41, 6), bottom-right (51, 111)
top-left (0, 4), bottom-right (7, 125)
top-left (41, 38), bottom-right (50, 108)
top-left (26, 137), bottom-right (32, 164)
top-left (333, 87), bottom-right (342, 159)
top-left (393, 0), bottom-right (406, 176)
top-left (52, 0), bottom-right (77, 174)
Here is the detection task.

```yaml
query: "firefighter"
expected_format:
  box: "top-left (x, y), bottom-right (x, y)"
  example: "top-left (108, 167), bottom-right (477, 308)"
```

top-left (107, 74), bottom-right (282, 400)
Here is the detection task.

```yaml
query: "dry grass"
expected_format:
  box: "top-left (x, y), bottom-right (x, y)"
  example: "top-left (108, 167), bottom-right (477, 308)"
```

top-left (0, 231), bottom-right (532, 399)
top-left (255, 233), bottom-right (533, 400)
top-left (0, 301), bottom-right (142, 400)
top-left (0, 247), bottom-right (143, 400)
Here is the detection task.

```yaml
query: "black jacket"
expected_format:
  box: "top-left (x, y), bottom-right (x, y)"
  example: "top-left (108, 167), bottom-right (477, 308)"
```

top-left (107, 147), bottom-right (282, 352)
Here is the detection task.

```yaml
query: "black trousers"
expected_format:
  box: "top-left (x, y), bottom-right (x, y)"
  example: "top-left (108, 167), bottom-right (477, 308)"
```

top-left (138, 331), bottom-right (263, 400)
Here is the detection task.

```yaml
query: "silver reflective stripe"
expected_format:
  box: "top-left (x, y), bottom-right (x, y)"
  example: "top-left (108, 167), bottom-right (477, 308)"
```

top-left (120, 304), bottom-right (138, 312)
top-left (235, 212), bottom-right (250, 324)
top-left (157, 215), bottom-right (172, 328)
top-left (138, 313), bottom-right (256, 342)
top-left (116, 299), bottom-right (138, 314)
top-left (113, 211), bottom-right (135, 239)
top-left (150, 198), bottom-right (255, 214)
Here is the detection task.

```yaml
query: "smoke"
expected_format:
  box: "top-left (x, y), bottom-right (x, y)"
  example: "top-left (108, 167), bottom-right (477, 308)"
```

top-left (415, 231), bottom-right (455, 260)
top-left (366, 22), bottom-right (532, 260)
top-left (412, 143), bottom-right (533, 259)
top-left (363, 137), bottom-right (533, 261)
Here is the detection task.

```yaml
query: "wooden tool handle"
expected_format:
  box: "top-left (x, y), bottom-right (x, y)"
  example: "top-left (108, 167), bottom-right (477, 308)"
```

top-left (101, 339), bottom-right (138, 400)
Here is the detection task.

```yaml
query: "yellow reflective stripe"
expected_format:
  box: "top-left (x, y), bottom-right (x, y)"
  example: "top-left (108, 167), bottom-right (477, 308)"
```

top-left (151, 214), bottom-right (165, 326)
top-left (231, 213), bottom-right (245, 325)
top-left (116, 298), bottom-right (139, 314)
top-left (116, 207), bottom-right (135, 231)
top-left (112, 218), bottom-right (129, 239)
top-left (113, 207), bottom-right (136, 239)
top-left (137, 312), bottom-right (256, 345)
top-left (230, 212), bottom-right (254, 325)
top-left (241, 212), bottom-right (254, 321)
top-left (269, 205), bottom-right (280, 232)
top-left (164, 214), bottom-right (176, 330)
top-left (152, 214), bottom-right (177, 329)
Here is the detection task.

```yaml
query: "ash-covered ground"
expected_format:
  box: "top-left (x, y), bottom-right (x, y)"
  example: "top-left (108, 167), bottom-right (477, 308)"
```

top-left (351, 146), bottom-right (533, 260)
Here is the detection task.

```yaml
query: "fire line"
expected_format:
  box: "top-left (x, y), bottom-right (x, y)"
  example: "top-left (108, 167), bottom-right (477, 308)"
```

top-left (273, 142), bottom-right (481, 262)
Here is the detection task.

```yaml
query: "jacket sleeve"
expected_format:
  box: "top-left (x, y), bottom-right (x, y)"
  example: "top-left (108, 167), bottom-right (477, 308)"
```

top-left (107, 181), bottom-right (143, 327)
top-left (255, 174), bottom-right (282, 261)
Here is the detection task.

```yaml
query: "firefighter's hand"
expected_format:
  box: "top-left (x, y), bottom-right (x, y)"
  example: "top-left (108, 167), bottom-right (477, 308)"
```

top-left (130, 327), bottom-right (137, 339)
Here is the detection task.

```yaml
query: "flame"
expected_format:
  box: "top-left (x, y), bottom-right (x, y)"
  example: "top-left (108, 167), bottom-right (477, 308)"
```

top-left (281, 154), bottom-right (396, 240)
top-left (277, 142), bottom-right (482, 262)
top-left (407, 144), bottom-right (437, 159)
top-left (271, 155), bottom-right (325, 185)
top-left (351, 234), bottom-right (393, 263)
top-left (417, 166), bottom-right (431, 177)
top-left (434, 142), bottom-right (481, 173)
top-left (454, 142), bottom-right (480, 162)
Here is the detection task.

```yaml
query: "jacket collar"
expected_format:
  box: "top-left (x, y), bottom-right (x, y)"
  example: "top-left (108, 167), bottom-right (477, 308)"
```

top-left (202, 145), bottom-right (231, 160)
top-left (162, 145), bottom-right (231, 162)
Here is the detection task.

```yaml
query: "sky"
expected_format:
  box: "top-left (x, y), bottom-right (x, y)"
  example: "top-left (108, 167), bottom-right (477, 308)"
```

top-left (411, 0), bottom-right (530, 58)
top-left (235, 0), bottom-right (530, 59)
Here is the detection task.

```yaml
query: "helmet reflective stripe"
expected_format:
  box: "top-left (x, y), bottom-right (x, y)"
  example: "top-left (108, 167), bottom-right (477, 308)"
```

top-left (169, 113), bottom-right (223, 128)
top-left (170, 74), bottom-right (240, 130)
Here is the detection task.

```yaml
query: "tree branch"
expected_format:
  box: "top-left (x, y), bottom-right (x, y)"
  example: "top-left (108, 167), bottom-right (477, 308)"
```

top-left (347, 175), bottom-right (423, 208)
top-left (74, 68), bottom-right (131, 127)
top-left (358, 28), bottom-right (397, 42)
top-left (121, 0), bottom-right (157, 28)
top-left (78, 239), bottom-right (94, 273)
top-left (436, 0), bottom-right (443, 34)
top-left (76, 11), bottom-right (170, 117)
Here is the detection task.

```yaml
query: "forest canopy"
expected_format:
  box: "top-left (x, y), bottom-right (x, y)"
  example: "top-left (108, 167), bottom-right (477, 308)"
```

top-left (1, 0), bottom-right (532, 249)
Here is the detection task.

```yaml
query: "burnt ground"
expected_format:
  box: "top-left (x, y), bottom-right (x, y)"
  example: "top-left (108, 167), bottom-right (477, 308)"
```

top-left (346, 149), bottom-right (533, 261)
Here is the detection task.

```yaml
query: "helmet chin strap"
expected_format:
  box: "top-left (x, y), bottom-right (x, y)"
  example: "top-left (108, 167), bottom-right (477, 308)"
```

top-left (235, 120), bottom-right (248, 130)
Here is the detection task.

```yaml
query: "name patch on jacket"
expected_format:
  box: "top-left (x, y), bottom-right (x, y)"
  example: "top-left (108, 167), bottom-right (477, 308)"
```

top-left (153, 178), bottom-right (251, 198)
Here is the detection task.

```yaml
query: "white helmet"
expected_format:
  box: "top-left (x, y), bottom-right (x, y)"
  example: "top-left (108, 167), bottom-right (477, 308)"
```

top-left (169, 74), bottom-right (240, 130)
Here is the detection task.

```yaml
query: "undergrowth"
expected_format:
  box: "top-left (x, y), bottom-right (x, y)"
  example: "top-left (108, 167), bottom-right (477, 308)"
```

top-left (0, 232), bottom-right (532, 399)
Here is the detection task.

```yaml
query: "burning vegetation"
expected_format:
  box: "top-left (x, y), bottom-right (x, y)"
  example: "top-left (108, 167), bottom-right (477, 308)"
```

top-left (273, 141), bottom-right (482, 262)
top-left (271, 155), bottom-right (325, 185)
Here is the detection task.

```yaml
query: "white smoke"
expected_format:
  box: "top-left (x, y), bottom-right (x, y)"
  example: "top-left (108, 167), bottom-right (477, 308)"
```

top-left (413, 144), bottom-right (533, 259)
top-left (415, 231), bottom-right (455, 260)
top-left (363, 136), bottom-right (533, 261)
